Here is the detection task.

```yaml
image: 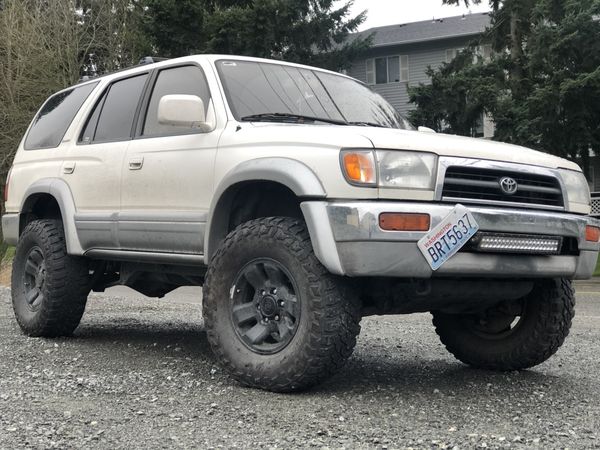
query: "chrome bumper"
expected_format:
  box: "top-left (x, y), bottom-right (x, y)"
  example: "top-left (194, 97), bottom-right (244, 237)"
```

top-left (301, 201), bottom-right (600, 279)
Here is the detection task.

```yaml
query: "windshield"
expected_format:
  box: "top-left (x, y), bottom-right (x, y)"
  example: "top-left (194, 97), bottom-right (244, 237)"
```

top-left (216, 59), bottom-right (413, 129)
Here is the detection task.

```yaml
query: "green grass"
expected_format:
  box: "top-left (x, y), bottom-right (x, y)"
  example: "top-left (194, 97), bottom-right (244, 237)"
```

top-left (594, 256), bottom-right (600, 277)
top-left (1, 246), bottom-right (14, 265)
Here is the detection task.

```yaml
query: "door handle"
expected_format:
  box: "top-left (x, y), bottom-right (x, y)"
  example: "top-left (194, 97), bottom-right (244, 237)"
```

top-left (129, 157), bottom-right (144, 170)
top-left (63, 162), bottom-right (76, 174)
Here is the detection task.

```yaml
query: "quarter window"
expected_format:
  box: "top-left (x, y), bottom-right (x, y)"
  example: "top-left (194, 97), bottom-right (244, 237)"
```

top-left (88, 74), bottom-right (148, 144)
top-left (143, 65), bottom-right (213, 136)
top-left (25, 82), bottom-right (98, 150)
top-left (366, 56), bottom-right (409, 85)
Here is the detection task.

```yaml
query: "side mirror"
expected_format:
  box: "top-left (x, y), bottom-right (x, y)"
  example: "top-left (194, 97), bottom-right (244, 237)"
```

top-left (418, 126), bottom-right (437, 134)
top-left (158, 94), bottom-right (208, 129)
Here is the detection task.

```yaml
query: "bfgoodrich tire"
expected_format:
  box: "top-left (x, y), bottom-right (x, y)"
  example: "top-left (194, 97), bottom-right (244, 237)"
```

top-left (432, 278), bottom-right (575, 370)
top-left (203, 217), bottom-right (361, 392)
top-left (12, 219), bottom-right (91, 337)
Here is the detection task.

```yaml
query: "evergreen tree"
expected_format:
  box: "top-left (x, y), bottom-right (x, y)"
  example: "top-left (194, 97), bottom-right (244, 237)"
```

top-left (141, 0), bottom-right (370, 71)
top-left (142, 0), bottom-right (209, 58)
top-left (408, 49), bottom-right (505, 136)
top-left (409, 0), bottom-right (600, 169)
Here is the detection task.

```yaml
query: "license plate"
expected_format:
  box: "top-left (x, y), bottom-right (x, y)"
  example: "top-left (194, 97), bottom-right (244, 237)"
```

top-left (417, 204), bottom-right (479, 270)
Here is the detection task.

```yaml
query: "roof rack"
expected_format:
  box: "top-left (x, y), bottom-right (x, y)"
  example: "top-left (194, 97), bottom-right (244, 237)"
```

top-left (139, 56), bottom-right (170, 66)
top-left (75, 56), bottom-right (171, 85)
top-left (78, 75), bottom-right (97, 84)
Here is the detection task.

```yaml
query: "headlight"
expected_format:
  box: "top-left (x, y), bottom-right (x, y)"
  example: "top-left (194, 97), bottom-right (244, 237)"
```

top-left (340, 149), bottom-right (438, 189)
top-left (560, 169), bottom-right (590, 206)
top-left (377, 150), bottom-right (437, 190)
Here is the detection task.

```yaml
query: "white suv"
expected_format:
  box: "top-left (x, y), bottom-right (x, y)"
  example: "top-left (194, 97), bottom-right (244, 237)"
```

top-left (3, 55), bottom-right (599, 392)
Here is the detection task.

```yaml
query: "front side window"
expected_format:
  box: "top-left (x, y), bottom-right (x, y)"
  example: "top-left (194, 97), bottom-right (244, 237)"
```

top-left (88, 74), bottom-right (148, 144)
top-left (143, 65), bottom-right (213, 136)
top-left (216, 60), bottom-right (413, 130)
top-left (25, 82), bottom-right (98, 150)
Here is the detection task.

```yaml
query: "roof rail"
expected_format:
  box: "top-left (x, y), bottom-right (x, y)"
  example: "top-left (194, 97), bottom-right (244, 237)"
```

top-left (139, 56), bottom-right (170, 66)
top-left (74, 57), bottom-right (170, 86)
top-left (78, 75), bottom-right (97, 84)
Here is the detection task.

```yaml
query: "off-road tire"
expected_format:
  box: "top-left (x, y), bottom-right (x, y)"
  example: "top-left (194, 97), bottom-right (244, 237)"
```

top-left (432, 278), bottom-right (575, 370)
top-left (12, 219), bottom-right (91, 337)
top-left (203, 217), bottom-right (361, 392)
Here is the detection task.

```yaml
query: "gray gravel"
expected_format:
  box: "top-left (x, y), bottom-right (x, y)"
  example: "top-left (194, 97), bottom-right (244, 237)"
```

top-left (2, 285), bottom-right (600, 449)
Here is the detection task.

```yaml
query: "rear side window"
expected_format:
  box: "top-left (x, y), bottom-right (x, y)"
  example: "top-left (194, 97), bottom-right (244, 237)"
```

top-left (24, 82), bottom-right (98, 150)
top-left (143, 65), bottom-right (212, 136)
top-left (83, 74), bottom-right (148, 144)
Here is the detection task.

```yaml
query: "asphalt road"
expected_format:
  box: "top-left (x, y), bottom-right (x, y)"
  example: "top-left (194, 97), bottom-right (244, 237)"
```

top-left (2, 284), bottom-right (600, 449)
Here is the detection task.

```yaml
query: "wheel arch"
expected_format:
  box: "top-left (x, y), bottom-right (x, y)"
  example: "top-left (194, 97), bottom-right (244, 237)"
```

top-left (204, 158), bottom-right (327, 265)
top-left (19, 179), bottom-right (83, 254)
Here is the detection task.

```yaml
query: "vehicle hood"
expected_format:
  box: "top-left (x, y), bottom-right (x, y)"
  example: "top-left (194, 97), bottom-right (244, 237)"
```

top-left (244, 123), bottom-right (581, 172)
top-left (357, 127), bottom-right (581, 171)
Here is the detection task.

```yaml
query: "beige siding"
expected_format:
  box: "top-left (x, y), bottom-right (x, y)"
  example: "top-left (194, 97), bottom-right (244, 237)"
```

top-left (407, 48), bottom-right (446, 86)
top-left (373, 84), bottom-right (410, 115)
top-left (348, 60), bottom-right (366, 83)
top-left (348, 37), bottom-right (475, 116)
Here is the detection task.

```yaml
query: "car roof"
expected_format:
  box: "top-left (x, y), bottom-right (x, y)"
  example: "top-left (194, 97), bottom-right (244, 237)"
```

top-left (66, 54), bottom-right (362, 94)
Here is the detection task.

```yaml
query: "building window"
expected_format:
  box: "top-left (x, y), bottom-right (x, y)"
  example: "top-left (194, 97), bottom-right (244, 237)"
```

top-left (366, 55), bottom-right (409, 85)
top-left (446, 48), bottom-right (463, 63)
top-left (475, 44), bottom-right (493, 62)
top-left (447, 45), bottom-right (493, 64)
top-left (473, 113), bottom-right (484, 138)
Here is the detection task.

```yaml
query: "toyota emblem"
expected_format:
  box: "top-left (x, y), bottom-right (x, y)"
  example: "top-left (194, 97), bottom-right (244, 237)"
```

top-left (499, 176), bottom-right (518, 195)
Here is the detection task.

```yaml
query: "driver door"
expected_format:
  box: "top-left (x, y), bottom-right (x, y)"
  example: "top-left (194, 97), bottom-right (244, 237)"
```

top-left (119, 64), bottom-right (220, 255)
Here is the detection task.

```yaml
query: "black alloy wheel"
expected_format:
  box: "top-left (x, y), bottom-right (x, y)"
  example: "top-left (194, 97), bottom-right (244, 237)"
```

top-left (462, 300), bottom-right (526, 341)
top-left (22, 246), bottom-right (47, 311)
top-left (203, 217), bottom-right (361, 392)
top-left (231, 258), bottom-right (300, 354)
top-left (12, 219), bottom-right (91, 337)
top-left (432, 278), bottom-right (575, 371)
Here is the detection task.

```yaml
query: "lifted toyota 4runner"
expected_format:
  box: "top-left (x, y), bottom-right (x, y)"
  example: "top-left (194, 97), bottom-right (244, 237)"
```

top-left (3, 55), bottom-right (599, 392)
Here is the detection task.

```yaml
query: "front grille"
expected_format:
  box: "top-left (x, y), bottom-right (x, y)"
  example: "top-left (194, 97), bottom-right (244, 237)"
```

top-left (591, 193), bottom-right (600, 217)
top-left (442, 166), bottom-right (564, 208)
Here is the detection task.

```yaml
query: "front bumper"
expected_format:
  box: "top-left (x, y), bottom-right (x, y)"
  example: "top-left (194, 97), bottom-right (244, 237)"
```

top-left (301, 201), bottom-right (600, 280)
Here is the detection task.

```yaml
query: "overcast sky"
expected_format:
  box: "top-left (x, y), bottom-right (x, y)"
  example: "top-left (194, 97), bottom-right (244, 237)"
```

top-left (348, 0), bottom-right (492, 31)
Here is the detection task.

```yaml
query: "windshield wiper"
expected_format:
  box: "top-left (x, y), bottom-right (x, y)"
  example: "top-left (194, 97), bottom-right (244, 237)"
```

top-left (347, 121), bottom-right (387, 128)
top-left (241, 113), bottom-right (348, 126)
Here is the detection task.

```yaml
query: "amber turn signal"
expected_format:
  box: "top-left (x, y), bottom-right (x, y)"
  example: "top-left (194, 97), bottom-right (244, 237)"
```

top-left (379, 213), bottom-right (431, 232)
top-left (586, 225), bottom-right (600, 242)
top-left (341, 151), bottom-right (376, 185)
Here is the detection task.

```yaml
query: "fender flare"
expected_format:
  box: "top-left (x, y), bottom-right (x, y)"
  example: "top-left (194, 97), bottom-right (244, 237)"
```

top-left (204, 157), bottom-right (327, 264)
top-left (20, 178), bottom-right (84, 255)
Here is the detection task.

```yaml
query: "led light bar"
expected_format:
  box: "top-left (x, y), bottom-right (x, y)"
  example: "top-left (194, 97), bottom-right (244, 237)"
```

top-left (474, 233), bottom-right (562, 255)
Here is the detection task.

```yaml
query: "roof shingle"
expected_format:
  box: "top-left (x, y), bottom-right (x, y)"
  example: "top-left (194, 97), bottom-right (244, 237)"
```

top-left (357, 12), bottom-right (491, 48)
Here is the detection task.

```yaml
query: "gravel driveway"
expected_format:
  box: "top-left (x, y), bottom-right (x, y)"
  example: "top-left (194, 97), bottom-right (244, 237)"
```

top-left (2, 284), bottom-right (600, 449)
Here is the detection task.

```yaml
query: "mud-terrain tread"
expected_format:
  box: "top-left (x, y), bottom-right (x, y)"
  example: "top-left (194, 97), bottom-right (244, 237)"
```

top-left (12, 219), bottom-right (90, 337)
top-left (432, 278), bottom-right (575, 370)
top-left (203, 217), bottom-right (361, 392)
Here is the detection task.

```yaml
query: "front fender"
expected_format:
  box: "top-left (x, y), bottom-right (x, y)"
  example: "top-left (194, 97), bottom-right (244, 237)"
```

top-left (204, 157), bottom-right (327, 264)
